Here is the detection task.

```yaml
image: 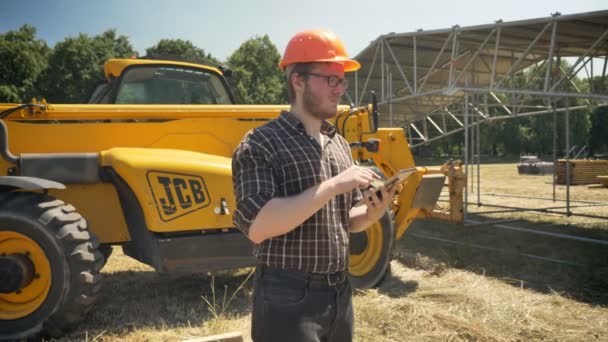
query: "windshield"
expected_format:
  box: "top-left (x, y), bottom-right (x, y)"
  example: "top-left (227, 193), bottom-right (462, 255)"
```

top-left (115, 65), bottom-right (233, 104)
top-left (88, 82), bottom-right (112, 104)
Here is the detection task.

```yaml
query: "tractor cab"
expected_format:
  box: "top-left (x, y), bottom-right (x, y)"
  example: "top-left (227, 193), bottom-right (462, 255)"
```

top-left (89, 58), bottom-right (237, 105)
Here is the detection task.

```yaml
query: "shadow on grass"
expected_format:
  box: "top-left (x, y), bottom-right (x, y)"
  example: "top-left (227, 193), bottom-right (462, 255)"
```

top-left (393, 216), bottom-right (608, 306)
top-left (376, 277), bottom-right (419, 298)
top-left (57, 269), bottom-right (255, 341)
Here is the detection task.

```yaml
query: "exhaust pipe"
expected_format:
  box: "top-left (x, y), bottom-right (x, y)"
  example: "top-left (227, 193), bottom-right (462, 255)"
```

top-left (0, 120), bottom-right (18, 165)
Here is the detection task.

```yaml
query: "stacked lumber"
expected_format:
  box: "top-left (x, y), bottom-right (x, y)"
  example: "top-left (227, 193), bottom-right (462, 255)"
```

top-left (598, 175), bottom-right (608, 188)
top-left (555, 160), bottom-right (608, 185)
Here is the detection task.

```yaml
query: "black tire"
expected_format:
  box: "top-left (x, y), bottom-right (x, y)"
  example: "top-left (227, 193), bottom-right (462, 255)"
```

top-left (348, 210), bottom-right (395, 290)
top-left (0, 192), bottom-right (103, 340)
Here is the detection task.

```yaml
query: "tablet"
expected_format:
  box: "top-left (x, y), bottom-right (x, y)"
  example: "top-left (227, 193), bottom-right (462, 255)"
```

top-left (358, 167), bottom-right (417, 204)
top-left (380, 167), bottom-right (417, 192)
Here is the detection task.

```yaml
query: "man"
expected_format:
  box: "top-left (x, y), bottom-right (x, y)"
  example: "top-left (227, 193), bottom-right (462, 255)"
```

top-left (232, 29), bottom-right (395, 342)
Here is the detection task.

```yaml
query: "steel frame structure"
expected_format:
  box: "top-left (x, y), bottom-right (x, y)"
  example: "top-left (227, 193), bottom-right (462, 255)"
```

top-left (346, 10), bottom-right (608, 221)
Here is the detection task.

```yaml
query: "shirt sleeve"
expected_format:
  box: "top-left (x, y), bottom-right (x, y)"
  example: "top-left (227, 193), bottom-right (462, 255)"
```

top-left (337, 134), bottom-right (364, 207)
top-left (232, 130), bottom-right (277, 236)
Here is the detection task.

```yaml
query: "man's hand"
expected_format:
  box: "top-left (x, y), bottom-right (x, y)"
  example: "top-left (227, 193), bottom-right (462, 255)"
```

top-left (328, 165), bottom-right (380, 195)
top-left (362, 185), bottom-right (397, 223)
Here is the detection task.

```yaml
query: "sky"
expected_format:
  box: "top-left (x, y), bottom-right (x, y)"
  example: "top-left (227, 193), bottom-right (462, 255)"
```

top-left (1, 0), bottom-right (606, 62)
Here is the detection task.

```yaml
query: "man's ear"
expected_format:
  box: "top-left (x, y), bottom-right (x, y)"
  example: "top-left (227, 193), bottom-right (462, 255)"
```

top-left (292, 73), bottom-right (305, 92)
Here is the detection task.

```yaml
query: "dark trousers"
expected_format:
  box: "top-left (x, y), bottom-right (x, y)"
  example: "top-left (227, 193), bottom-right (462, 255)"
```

top-left (251, 265), bottom-right (354, 342)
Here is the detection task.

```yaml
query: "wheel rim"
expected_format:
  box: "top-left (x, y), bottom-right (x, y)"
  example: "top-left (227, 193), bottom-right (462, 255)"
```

top-left (349, 221), bottom-right (383, 276)
top-left (0, 231), bottom-right (52, 320)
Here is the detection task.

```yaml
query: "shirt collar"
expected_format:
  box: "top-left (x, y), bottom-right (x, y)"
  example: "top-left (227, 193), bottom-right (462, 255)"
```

top-left (279, 110), bottom-right (337, 138)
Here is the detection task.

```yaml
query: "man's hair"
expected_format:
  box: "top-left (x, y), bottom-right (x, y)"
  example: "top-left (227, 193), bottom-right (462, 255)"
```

top-left (285, 63), bottom-right (316, 104)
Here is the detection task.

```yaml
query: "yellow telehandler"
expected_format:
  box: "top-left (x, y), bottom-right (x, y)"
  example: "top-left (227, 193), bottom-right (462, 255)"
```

top-left (0, 57), bottom-right (463, 339)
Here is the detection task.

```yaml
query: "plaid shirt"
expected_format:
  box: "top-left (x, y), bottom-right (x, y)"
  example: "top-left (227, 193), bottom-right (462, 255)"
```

top-left (232, 111), bottom-right (362, 273)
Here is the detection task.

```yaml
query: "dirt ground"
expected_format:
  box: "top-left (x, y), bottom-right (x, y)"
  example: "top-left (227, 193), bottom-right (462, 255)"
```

top-left (53, 163), bottom-right (607, 342)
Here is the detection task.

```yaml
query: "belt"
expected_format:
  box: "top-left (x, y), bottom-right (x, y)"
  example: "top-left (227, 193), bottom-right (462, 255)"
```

top-left (257, 264), bottom-right (348, 287)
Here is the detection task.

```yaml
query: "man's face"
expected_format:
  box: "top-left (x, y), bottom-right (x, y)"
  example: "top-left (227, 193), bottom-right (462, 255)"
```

top-left (301, 63), bottom-right (346, 120)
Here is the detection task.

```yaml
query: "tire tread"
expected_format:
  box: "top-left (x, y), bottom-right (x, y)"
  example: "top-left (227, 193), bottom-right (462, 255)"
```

top-left (0, 192), bottom-right (102, 338)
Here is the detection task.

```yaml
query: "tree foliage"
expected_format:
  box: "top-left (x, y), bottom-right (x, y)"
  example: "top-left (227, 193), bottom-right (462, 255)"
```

top-left (588, 76), bottom-right (608, 155)
top-left (227, 35), bottom-right (287, 104)
top-left (145, 39), bottom-right (219, 65)
top-left (589, 105), bottom-right (608, 155)
top-left (36, 30), bottom-right (135, 103)
top-left (0, 25), bottom-right (50, 102)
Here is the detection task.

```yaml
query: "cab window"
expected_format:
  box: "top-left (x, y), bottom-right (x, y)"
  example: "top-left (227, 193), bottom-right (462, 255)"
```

top-left (115, 65), bottom-right (232, 104)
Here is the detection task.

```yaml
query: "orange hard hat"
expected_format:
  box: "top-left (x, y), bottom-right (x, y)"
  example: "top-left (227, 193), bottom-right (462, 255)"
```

top-left (278, 29), bottom-right (360, 72)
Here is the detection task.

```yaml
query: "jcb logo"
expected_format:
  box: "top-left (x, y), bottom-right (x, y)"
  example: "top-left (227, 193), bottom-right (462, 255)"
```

top-left (147, 171), bottom-right (211, 221)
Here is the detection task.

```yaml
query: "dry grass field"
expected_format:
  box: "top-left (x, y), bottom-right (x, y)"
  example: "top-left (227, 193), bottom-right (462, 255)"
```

top-left (52, 163), bottom-right (607, 342)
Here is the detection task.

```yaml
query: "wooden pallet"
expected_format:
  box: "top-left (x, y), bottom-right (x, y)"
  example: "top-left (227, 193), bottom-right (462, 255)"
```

top-left (555, 160), bottom-right (608, 185)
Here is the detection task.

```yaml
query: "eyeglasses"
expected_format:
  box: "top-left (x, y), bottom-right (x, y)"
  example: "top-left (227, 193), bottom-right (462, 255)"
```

top-left (300, 72), bottom-right (349, 89)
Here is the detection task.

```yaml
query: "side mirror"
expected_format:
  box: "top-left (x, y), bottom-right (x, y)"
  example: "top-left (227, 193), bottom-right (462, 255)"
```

top-left (220, 67), bottom-right (233, 77)
top-left (365, 138), bottom-right (380, 153)
top-left (370, 91), bottom-right (379, 133)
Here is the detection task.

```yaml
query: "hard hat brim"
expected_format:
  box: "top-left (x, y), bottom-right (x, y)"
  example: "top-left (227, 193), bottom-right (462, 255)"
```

top-left (317, 58), bottom-right (361, 72)
top-left (279, 58), bottom-right (360, 72)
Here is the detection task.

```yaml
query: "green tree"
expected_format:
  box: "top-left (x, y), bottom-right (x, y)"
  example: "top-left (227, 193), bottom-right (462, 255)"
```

top-left (227, 35), bottom-right (287, 104)
top-left (587, 76), bottom-right (608, 156)
top-left (525, 62), bottom-right (591, 157)
top-left (145, 39), bottom-right (219, 65)
top-left (0, 85), bottom-right (21, 103)
top-left (589, 105), bottom-right (608, 155)
top-left (93, 30), bottom-right (136, 62)
top-left (38, 30), bottom-right (135, 103)
top-left (0, 25), bottom-right (50, 102)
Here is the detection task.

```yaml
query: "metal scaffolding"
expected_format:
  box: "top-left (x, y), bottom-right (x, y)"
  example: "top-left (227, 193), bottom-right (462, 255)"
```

top-left (346, 10), bottom-right (608, 221)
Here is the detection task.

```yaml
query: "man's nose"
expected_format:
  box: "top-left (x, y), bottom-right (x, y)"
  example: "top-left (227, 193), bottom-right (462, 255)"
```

top-left (333, 83), bottom-right (346, 95)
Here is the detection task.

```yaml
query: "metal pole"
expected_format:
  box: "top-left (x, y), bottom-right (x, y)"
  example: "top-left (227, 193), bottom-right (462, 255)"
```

top-left (565, 99), bottom-right (571, 216)
top-left (464, 91), bottom-right (469, 220)
top-left (544, 20), bottom-right (558, 92)
top-left (419, 32), bottom-right (453, 93)
top-left (408, 124), bottom-right (413, 146)
top-left (494, 21), bottom-right (553, 89)
top-left (410, 104), bottom-right (608, 149)
top-left (476, 100), bottom-right (481, 206)
top-left (490, 26), bottom-right (501, 89)
top-left (449, 28), bottom-right (458, 87)
top-left (389, 72), bottom-right (393, 126)
top-left (510, 50), bottom-right (515, 113)
top-left (602, 56), bottom-right (607, 92)
top-left (381, 39), bottom-right (385, 101)
top-left (452, 29), bottom-right (496, 86)
top-left (589, 55), bottom-right (594, 93)
top-left (552, 101), bottom-right (557, 202)
top-left (470, 104), bottom-right (475, 194)
top-left (551, 27), bottom-right (608, 91)
top-left (461, 87), bottom-right (608, 102)
top-left (413, 35), bottom-right (417, 94)
top-left (468, 192), bottom-right (608, 205)
top-left (484, 94), bottom-right (489, 118)
top-left (358, 42), bottom-right (380, 106)
top-left (384, 39), bottom-right (415, 95)
top-left (355, 70), bottom-right (358, 106)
